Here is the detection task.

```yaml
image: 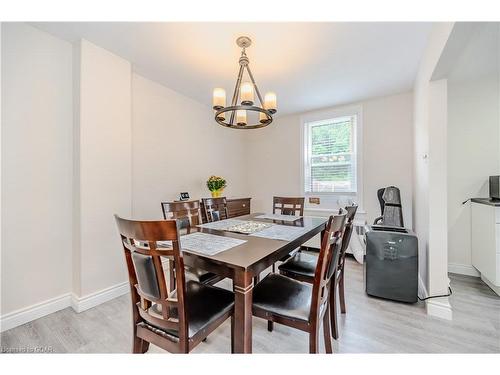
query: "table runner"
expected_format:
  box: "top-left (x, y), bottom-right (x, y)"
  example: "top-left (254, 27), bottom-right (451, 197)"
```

top-left (197, 219), bottom-right (248, 230)
top-left (198, 219), bottom-right (272, 234)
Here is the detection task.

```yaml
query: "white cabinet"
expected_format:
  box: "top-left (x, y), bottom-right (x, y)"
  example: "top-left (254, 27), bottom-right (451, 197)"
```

top-left (471, 200), bottom-right (500, 295)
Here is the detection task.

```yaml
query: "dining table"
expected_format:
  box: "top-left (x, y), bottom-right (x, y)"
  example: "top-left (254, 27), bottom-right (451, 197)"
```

top-left (181, 212), bottom-right (328, 353)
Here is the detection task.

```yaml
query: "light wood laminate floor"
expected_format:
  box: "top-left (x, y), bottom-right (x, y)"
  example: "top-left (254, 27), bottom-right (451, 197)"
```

top-left (1, 258), bottom-right (499, 353)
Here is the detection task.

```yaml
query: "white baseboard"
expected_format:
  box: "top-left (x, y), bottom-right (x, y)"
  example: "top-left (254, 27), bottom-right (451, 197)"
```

top-left (418, 274), bottom-right (452, 320)
top-left (71, 281), bottom-right (129, 313)
top-left (418, 274), bottom-right (428, 299)
top-left (1, 282), bottom-right (130, 332)
top-left (0, 293), bottom-right (71, 333)
top-left (426, 298), bottom-right (453, 320)
top-left (448, 263), bottom-right (480, 277)
top-left (480, 274), bottom-right (500, 296)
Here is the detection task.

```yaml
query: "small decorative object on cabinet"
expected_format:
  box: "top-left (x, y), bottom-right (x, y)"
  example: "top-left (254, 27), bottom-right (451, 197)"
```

top-left (178, 192), bottom-right (190, 201)
top-left (206, 175), bottom-right (227, 198)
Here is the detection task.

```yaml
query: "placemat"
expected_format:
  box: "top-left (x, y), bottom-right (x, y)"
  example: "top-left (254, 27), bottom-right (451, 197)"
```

top-left (180, 232), bottom-right (247, 256)
top-left (249, 224), bottom-right (310, 241)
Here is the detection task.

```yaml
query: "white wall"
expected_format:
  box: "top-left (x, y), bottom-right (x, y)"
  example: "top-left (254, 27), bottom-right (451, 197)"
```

top-left (0, 22), bottom-right (3, 319)
top-left (73, 40), bottom-right (132, 299)
top-left (363, 93), bottom-right (414, 227)
top-left (0, 22), bottom-right (449, 329)
top-left (131, 73), bottom-right (249, 219)
top-left (412, 23), bottom-right (454, 318)
top-left (447, 24), bottom-right (500, 274)
top-left (0, 26), bottom-right (250, 329)
top-left (245, 92), bottom-right (414, 226)
top-left (245, 112), bottom-right (301, 213)
top-left (428, 78), bottom-right (449, 299)
top-left (1, 23), bottom-right (73, 315)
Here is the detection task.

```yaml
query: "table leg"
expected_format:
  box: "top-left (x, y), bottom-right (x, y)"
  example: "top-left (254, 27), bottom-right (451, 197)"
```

top-left (232, 270), bottom-right (253, 353)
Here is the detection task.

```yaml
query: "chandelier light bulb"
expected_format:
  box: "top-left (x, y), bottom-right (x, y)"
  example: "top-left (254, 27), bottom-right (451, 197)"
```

top-left (259, 111), bottom-right (270, 124)
top-left (264, 92), bottom-right (277, 113)
top-left (212, 88), bottom-right (226, 110)
top-left (216, 111), bottom-right (226, 122)
top-left (240, 82), bottom-right (254, 105)
top-left (236, 110), bottom-right (247, 125)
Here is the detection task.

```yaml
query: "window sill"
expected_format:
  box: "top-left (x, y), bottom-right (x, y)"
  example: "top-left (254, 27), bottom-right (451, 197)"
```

top-left (305, 191), bottom-right (357, 196)
top-left (304, 206), bottom-right (366, 214)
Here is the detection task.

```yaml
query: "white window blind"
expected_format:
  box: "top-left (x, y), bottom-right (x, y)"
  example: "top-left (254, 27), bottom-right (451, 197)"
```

top-left (304, 115), bottom-right (357, 193)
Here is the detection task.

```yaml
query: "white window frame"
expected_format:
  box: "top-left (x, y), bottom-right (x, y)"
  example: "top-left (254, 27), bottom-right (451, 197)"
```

top-left (300, 105), bottom-right (363, 211)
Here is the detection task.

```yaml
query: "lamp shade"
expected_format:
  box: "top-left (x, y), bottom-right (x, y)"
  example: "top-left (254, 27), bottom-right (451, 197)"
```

top-left (213, 88), bottom-right (226, 109)
top-left (259, 111), bottom-right (270, 124)
top-left (240, 82), bottom-right (254, 105)
top-left (236, 110), bottom-right (247, 125)
top-left (264, 92), bottom-right (277, 113)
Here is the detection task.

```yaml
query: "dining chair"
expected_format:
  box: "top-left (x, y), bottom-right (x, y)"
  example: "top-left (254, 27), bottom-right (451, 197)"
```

top-left (278, 204), bottom-right (358, 339)
top-left (161, 201), bottom-right (203, 233)
top-left (273, 196), bottom-right (305, 216)
top-left (262, 196), bottom-right (306, 330)
top-left (202, 197), bottom-right (229, 223)
top-left (161, 201), bottom-right (224, 286)
top-left (114, 215), bottom-right (235, 353)
top-left (252, 209), bottom-right (347, 353)
top-left (270, 196), bottom-right (306, 274)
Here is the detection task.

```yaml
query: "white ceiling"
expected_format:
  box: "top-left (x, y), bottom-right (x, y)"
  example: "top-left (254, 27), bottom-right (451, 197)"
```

top-left (32, 22), bottom-right (432, 116)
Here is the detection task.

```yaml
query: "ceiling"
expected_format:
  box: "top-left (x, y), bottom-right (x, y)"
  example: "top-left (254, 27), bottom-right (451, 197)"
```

top-left (32, 22), bottom-right (433, 116)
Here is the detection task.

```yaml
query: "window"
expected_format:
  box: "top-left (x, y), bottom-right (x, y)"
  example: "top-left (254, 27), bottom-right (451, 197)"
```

top-left (303, 113), bottom-right (359, 194)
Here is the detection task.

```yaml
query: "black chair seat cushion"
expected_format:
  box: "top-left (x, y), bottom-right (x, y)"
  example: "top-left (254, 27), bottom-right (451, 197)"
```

top-left (278, 252), bottom-right (318, 279)
top-left (185, 266), bottom-right (220, 284)
top-left (252, 273), bottom-right (312, 322)
top-left (149, 281), bottom-right (234, 338)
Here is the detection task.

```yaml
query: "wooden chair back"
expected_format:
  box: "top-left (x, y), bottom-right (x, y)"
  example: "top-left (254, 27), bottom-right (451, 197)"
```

top-left (310, 209), bottom-right (347, 325)
top-left (161, 201), bottom-right (202, 233)
top-left (114, 215), bottom-right (189, 351)
top-left (273, 196), bottom-right (305, 216)
top-left (202, 197), bottom-right (229, 222)
top-left (337, 204), bottom-right (358, 273)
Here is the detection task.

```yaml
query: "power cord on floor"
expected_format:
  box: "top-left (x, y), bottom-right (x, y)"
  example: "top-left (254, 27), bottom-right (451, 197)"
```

top-left (418, 286), bottom-right (452, 301)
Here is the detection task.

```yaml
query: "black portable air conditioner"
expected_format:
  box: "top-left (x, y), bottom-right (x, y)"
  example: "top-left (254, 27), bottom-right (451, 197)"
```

top-left (365, 225), bottom-right (418, 303)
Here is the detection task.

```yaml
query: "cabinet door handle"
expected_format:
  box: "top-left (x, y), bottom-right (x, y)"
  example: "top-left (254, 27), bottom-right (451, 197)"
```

top-left (242, 204), bottom-right (246, 207)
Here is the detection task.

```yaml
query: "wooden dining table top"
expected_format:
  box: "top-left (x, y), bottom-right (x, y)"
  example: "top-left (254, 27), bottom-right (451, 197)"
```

top-left (182, 213), bottom-right (328, 276)
top-left (179, 212), bottom-right (328, 353)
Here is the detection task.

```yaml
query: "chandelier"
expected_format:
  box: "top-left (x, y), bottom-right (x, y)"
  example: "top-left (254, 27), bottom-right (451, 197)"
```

top-left (212, 36), bottom-right (277, 129)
